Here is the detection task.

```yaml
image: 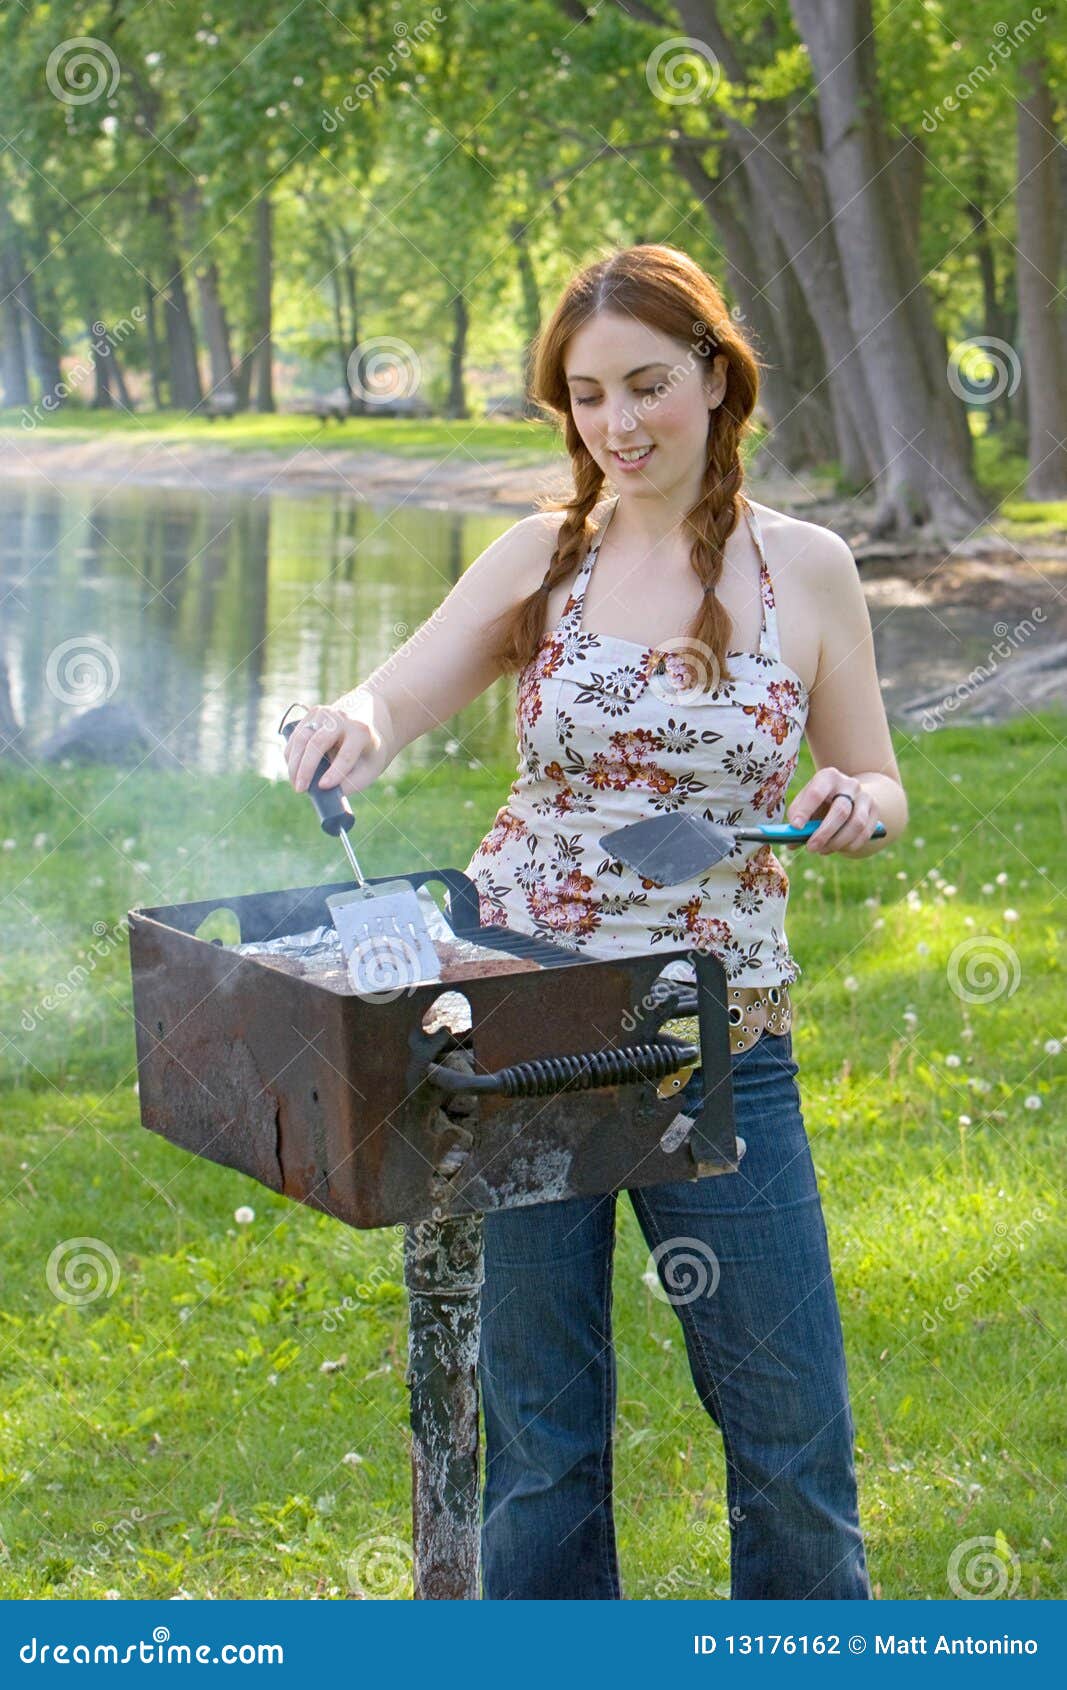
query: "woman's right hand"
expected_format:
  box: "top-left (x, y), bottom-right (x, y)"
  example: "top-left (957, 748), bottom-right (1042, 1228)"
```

top-left (283, 704), bottom-right (390, 797)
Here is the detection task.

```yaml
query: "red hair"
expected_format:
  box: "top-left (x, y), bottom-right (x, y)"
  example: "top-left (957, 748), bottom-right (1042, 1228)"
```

top-left (490, 243), bottom-right (761, 690)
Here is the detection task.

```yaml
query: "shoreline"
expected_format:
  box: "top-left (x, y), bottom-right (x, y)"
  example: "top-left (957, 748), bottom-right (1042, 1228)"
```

top-left (0, 430), bottom-right (572, 514)
top-left (2, 432), bottom-right (1065, 724)
top-left (2, 431), bottom-right (1064, 566)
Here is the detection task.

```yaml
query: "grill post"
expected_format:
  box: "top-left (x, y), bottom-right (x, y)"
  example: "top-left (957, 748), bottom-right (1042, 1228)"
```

top-left (403, 1213), bottom-right (485, 1599)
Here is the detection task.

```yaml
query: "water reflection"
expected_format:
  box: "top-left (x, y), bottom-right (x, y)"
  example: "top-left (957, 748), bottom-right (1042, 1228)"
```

top-left (2, 480), bottom-right (1060, 777)
top-left (0, 481), bottom-right (516, 777)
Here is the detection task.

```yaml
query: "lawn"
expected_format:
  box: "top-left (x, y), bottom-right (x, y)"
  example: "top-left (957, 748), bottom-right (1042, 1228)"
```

top-left (0, 712), bottom-right (1063, 1599)
top-left (0, 407), bottom-right (560, 463)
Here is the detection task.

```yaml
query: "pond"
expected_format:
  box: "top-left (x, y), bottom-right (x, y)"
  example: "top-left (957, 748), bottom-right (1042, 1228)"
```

top-left (0, 480), bottom-right (518, 779)
top-left (2, 478), bottom-right (1062, 780)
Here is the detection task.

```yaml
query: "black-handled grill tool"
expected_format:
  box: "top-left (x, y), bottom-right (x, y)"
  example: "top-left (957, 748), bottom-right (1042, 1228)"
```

top-left (280, 717), bottom-right (364, 881)
top-left (600, 812), bottom-right (887, 887)
top-left (280, 708), bottom-right (439, 994)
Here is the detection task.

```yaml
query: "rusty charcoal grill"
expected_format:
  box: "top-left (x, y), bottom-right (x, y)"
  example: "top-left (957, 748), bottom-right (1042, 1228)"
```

top-left (127, 866), bottom-right (739, 1598)
top-left (128, 867), bottom-right (738, 1229)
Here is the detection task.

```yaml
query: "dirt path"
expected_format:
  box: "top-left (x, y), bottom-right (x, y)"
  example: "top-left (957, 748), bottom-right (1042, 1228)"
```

top-left (0, 431), bottom-right (575, 512)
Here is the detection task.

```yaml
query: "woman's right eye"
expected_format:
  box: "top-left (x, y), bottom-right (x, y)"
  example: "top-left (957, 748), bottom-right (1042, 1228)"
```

top-left (574, 396), bottom-right (598, 406)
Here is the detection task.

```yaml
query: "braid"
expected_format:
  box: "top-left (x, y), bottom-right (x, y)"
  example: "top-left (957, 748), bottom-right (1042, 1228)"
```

top-left (683, 418), bottom-right (747, 688)
top-left (490, 427), bottom-right (606, 672)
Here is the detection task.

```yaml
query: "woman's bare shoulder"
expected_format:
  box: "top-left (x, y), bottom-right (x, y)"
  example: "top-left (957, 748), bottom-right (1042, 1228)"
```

top-left (745, 499), bottom-right (857, 580)
top-left (481, 501), bottom-right (608, 591)
top-left (457, 507), bottom-right (575, 622)
top-left (744, 500), bottom-right (862, 692)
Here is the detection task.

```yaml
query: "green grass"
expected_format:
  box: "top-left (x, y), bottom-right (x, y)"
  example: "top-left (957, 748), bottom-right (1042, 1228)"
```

top-left (0, 407), bottom-right (562, 463)
top-left (973, 429), bottom-right (1067, 534)
top-left (1, 715), bottom-right (1064, 1599)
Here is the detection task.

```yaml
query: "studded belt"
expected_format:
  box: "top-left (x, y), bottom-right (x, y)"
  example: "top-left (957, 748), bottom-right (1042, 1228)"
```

top-left (727, 981), bottom-right (793, 1055)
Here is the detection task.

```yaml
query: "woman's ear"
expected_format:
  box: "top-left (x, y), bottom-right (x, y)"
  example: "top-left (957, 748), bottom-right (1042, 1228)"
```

top-left (704, 352), bottom-right (729, 410)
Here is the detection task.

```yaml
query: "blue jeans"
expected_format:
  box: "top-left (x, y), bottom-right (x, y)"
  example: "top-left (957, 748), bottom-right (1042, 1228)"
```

top-left (477, 1031), bottom-right (872, 1600)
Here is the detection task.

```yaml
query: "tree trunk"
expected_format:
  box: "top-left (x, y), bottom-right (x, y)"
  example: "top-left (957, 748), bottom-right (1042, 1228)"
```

top-left (179, 187), bottom-right (238, 408)
top-left (1016, 53), bottom-right (1067, 497)
top-left (672, 139), bottom-right (851, 480)
top-left (0, 211), bottom-right (30, 408)
top-left (111, 347), bottom-right (133, 409)
top-left (162, 267), bottom-right (202, 410)
top-left (329, 260), bottom-right (350, 399)
top-left (254, 193), bottom-right (274, 412)
top-left (86, 316), bottom-right (115, 408)
top-left (511, 219), bottom-right (542, 417)
top-left (150, 194), bottom-right (202, 410)
top-left (341, 241), bottom-right (365, 413)
top-left (966, 176), bottom-right (1015, 436)
top-left (788, 0), bottom-right (982, 535)
top-left (144, 282), bottom-right (164, 408)
top-left (446, 291), bottom-right (468, 418)
top-left (233, 346), bottom-right (256, 409)
top-left (0, 654), bottom-right (22, 756)
top-left (885, 130), bottom-right (974, 476)
top-left (15, 258), bottom-right (63, 401)
top-left (197, 258), bottom-right (237, 406)
top-left (668, 2), bottom-right (883, 489)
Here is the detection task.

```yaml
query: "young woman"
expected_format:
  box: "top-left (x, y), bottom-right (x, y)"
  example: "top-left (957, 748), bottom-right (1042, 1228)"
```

top-left (285, 244), bottom-right (908, 1601)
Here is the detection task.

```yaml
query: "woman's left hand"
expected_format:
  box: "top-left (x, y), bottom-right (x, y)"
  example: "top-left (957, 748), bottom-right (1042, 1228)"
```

top-left (786, 767), bottom-right (881, 856)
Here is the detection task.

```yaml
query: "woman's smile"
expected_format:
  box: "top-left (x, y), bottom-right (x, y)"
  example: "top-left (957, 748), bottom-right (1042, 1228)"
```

top-left (609, 444), bottom-right (655, 470)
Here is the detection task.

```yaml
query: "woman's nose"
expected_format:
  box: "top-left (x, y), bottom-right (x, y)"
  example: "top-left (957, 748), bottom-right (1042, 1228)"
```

top-left (605, 398), bottom-right (638, 437)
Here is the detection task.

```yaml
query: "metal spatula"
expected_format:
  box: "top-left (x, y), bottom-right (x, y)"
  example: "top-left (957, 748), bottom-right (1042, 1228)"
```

top-left (599, 812), bottom-right (886, 887)
top-left (280, 718), bottom-right (439, 995)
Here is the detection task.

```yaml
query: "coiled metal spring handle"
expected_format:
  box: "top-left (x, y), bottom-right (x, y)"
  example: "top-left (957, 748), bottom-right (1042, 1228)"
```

top-left (427, 1036), bottom-right (698, 1099)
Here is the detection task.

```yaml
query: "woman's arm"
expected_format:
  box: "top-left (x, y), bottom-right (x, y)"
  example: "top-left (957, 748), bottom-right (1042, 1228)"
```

top-left (786, 529), bottom-right (909, 858)
top-left (285, 510), bottom-right (563, 795)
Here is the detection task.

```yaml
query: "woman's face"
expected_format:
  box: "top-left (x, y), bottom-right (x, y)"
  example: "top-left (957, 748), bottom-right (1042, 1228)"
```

top-left (563, 311), bottom-right (727, 500)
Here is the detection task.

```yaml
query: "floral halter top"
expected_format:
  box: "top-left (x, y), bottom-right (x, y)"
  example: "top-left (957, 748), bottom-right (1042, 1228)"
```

top-left (463, 494), bottom-right (808, 1049)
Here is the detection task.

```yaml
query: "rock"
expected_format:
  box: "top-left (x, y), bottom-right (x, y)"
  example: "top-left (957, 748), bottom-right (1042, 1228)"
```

top-left (37, 702), bottom-right (181, 767)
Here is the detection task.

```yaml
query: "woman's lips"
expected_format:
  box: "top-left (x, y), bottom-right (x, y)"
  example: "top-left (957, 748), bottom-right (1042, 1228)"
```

top-left (610, 445), bottom-right (655, 471)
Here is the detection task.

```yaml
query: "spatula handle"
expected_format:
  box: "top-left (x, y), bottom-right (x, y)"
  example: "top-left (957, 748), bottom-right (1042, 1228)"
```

top-left (280, 721), bottom-right (354, 837)
top-left (744, 821), bottom-right (887, 842)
